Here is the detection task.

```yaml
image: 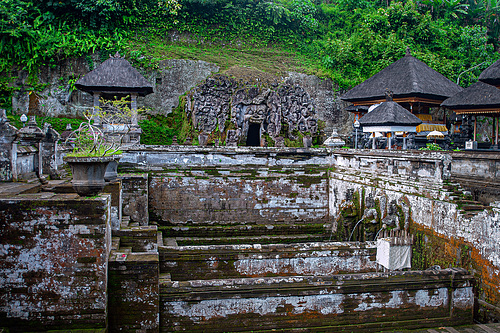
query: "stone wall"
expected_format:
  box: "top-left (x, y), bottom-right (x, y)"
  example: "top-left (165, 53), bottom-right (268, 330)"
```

top-left (160, 269), bottom-right (474, 332)
top-left (160, 242), bottom-right (377, 281)
top-left (450, 151), bottom-right (500, 204)
top-left (0, 114), bottom-right (17, 181)
top-left (121, 173), bottom-right (149, 226)
top-left (121, 146), bottom-right (331, 226)
top-left (120, 145), bottom-right (333, 169)
top-left (108, 252), bottom-right (159, 333)
top-left (0, 193), bottom-right (111, 332)
top-left (149, 165), bottom-right (329, 225)
top-left (328, 150), bottom-right (500, 320)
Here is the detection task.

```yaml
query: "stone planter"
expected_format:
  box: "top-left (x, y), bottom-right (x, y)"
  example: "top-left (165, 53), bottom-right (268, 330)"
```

top-left (64, 155), bottom-right (121, 197)
top-left (104, 160), bottom-right (119, 182)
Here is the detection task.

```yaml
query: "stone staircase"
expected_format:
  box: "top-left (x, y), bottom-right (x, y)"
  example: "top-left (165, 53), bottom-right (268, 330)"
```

top-left (155, 218), bottom-right (474, 332)
top-left (158, 220), bottom-right (329, 246)
top-left (443, 183), bottom-right (493, 217)
top-left (107, 173), bottom-right (479, 332)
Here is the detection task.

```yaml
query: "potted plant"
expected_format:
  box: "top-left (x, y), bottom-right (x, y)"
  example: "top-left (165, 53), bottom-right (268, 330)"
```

top-left (64, 98), bottom-right (136, 196)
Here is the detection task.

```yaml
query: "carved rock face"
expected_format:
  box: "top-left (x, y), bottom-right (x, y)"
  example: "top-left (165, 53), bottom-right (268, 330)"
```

top-left (186, 74), bottom-right (319, 146)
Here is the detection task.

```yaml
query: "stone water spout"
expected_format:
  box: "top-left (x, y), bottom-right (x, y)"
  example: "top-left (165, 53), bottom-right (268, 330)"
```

top-left (374, 224), bottom-right (387, 240)
top-left (349, 219), bottom-right (364, 241)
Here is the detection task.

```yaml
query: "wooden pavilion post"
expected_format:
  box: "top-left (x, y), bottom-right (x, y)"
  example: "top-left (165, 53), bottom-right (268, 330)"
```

top-left (495, 115), bottom-right (499, 148)
top-left (474, 117), bottom-right (477, 142)
top-left (93, 92), bottom-right (101, 125)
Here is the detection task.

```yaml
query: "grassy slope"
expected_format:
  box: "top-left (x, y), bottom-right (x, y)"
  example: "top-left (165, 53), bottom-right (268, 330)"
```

top-left (126, 37), bottom-right (323, 78)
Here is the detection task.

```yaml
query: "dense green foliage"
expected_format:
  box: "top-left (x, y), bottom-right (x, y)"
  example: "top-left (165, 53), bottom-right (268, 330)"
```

top-left (1, 0), bottom-right (500, 124)
top-left (1, 0), bottom-right (499, 93)
top-left (7, 113), bottom-right (84, 133)
top-left (139, 98), bottom-right (194, 145)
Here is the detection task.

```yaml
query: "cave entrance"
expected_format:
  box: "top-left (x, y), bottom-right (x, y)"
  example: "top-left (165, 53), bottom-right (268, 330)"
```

top-left (246, 123), bottom-right (261, 147)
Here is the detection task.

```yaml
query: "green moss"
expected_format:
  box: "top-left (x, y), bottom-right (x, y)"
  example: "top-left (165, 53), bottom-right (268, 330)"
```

top-left (396, 204), bottom-right (405, 230)
top-left (374, 198), bottom-right (381, 224)
top-left (140, 95), bottom-right (195, 145)
top-left (204, 168), bottom-right (222, 177)
top-left (263, 133), bottom-right (275, 147)
top-left (352, 191), bottom-right (361, 220)
top-left (294, 175), bottom-right (323, 188)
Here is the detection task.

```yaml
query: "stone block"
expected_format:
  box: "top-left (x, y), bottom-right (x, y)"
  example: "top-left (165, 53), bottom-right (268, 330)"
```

top-left (0, 193), bottom-right (111, 332)
top-left (121, 173), bottom-right (148, 226)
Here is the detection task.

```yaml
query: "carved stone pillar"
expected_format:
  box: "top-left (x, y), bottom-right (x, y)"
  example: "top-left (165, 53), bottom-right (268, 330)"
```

top-left (15, 115), bottom-right (45, 181)
top-left (0, 109), bottom-right (18, 181)
top-left (41, 124), bottom-right (61, 178)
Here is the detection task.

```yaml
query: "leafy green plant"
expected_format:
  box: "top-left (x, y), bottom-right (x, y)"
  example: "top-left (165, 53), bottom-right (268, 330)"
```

top-left (65, 97), bottom-right (138, 157)
top-left (419, 143), bottom-right (444, 151)
top-left (139, 118), bottom-right (176, 145)
top-left (1, 0), bottom-right (500, 102)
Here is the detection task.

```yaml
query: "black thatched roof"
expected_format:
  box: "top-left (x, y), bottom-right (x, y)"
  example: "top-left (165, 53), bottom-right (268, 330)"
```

top-left (478, 59), bottom-right (500, 86)
top-left (75, 55), bottom-right (153, 96)
top-left (341, 50), bottom-right (462, 103)
top-left (358, 101), bottom-right (422, 126)
top-left (441, 81), bottom-right (500, 110)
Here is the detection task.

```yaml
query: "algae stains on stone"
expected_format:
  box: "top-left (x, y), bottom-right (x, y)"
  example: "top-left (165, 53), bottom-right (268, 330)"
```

top-left (0, 195), bottom-right (110, 330)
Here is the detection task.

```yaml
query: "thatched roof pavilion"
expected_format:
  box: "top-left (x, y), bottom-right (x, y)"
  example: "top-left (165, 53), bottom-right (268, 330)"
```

top-left (358, 92), bottom-right (422, 149)
top-left (75, 53), bottom-right (153, 128)
top-left (359, 96), bottom-right (422, 133)
top-left (478, 58), bottom-right (500, 88)
top-left (441, 81), bottom-right (500, 147)
top-left (341, 49), bottom-right (462, 107)
top-left (75, 53), bottom-right (153, 97)
top-left (342, 48), bottom-right (459, 136)
top-left (441, 81), bottom-right (500, 113)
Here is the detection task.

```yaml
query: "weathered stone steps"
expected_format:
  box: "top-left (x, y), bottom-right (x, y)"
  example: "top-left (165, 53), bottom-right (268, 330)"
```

top-left (114, 225), bottom-right (158, 252)
top-left (159, 241), bottom-right (377, 281)
top-left (159, 268), bottom-right (474, 332)
top-left (173, 233), bottom-right (327, 246)
top-left (158, 223), bottom-right (328, 239)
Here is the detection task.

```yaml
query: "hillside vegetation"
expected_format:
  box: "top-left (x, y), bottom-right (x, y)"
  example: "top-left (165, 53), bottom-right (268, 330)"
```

top-left (1, 0), bottom-right (500, 110)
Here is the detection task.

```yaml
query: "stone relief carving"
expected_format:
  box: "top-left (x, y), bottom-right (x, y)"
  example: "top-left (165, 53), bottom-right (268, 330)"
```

top-left (186, 74), bottom-right (319, 146)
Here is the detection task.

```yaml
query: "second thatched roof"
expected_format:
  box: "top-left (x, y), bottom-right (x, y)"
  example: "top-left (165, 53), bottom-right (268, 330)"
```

top-left (341, 49), bottom-right (462, 104)
top-left (441, 81), bottom-right (500, 113)
top-left (478, 58), bottom-right (500, 87)
top-left (359, 101), bottom-right (422, 127)
top-left (75, 54), bottom-right (153, 96)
